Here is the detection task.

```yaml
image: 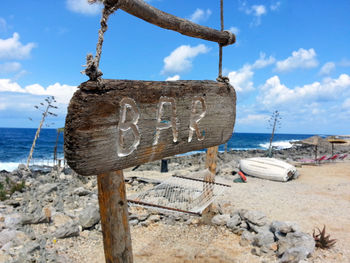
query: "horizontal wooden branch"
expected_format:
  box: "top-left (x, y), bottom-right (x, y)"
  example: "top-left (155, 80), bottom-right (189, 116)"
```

top-left (105, 0), bottom-right (235, 46)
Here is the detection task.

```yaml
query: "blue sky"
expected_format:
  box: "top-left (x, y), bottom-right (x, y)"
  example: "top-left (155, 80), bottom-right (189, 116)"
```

top-left (0, 0), bottom-right (349, 134)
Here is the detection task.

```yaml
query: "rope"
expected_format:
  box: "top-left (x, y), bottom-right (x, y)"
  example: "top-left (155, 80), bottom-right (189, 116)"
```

top-left (82, 1), bottom-right (119, 81)
top-left (216, 0), bottom-right (229, 83)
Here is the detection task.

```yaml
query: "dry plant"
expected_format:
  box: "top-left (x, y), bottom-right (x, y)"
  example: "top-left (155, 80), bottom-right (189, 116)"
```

top-left (313, 225), bottom-right (337, 249)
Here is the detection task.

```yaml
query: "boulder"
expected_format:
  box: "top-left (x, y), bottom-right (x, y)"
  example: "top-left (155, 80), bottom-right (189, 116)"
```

top-left (38, 183), bottom-right (58, 195)
top-left (226, 213), bottom-right (241, 229)
top-left (277, 231), bottom-right (315, 261)
top-left (270, 221), bottom-right (299, 235)
top-left (54, 221), bottom-right (80, 239)
top-left (211, 214), bottom-right (230, 226)
top-left (252, 229), bottom-right (275, 248)
top-left (239, 230), bottom-right (254, 246)
top-left (78, 205), bottom-right (100, 229)
top-left (73, 187), bottom-right (91, 196)
top-left (242, 210), bottom-right (267, 226)
top-left (4, 213), bottom-right (22, 229)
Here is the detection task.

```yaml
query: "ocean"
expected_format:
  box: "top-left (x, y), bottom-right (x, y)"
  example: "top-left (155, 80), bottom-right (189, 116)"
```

top-left (0, 127), bottom-right (314, 172)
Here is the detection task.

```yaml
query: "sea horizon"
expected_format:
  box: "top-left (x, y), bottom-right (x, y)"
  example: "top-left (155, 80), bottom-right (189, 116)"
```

top-left (0, 127), bottom-right (325, 172)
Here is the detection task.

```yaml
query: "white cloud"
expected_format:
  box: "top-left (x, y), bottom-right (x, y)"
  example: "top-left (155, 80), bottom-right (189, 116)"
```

top-left (228, 65), bottom-right (254, 93)
top-left (252, 53), bottom-right (276, 69)
top-left (270, 2), bottom-right (281, 11)
top-left (319, 62), bottom-right (335, 75)
top-left (162, 44), bottom-right (210, 74)
top-left (275, 48), bottom-right (318, 72)
top-left (0, 79), bottom-right (23, 93)
top-left (237, 114), bottom-right (269, 125)
top-left (240, 2), bottom-right (267, 26)
top-left (166, 75), bottom-right (180, 81)
top-left (0, 62), bottom-right (22, 74)
top-left (0, 103), bottom-right (6, 110)
top-left (66, 0), bottom-right (102, 15)
top-left (228, 27), bottom-right (240, 35)
top-left (0, 79), bottom-right (77, 104)
top-left (0, 18), bottom-right (7, 32)
top-left (259, 74), bottom-right (350, 108)
top-left (189, 8), bottom-right (212, 23)
top-left (0, 33), bottom-right (36, 60)
top-left (227, 53), bottom-right (275, 93)
top-left (251, 5), bottom-right (267, 16)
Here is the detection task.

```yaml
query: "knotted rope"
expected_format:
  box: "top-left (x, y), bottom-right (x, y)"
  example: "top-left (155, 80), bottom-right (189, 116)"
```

top-left (82, 0), bottom-right (118, 81)
top-left (216, 0), bottom-right (230, 83)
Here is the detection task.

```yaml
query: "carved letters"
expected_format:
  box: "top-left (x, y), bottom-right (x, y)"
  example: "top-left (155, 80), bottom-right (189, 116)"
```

top-left (118, 96), bottom-right (207, 157)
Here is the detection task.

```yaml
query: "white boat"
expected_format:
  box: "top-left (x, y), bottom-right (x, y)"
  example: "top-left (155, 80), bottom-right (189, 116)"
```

top-left (239, 157), bottom-right (298, 182)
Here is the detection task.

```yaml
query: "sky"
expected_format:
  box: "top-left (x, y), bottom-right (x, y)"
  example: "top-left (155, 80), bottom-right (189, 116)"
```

top-left (0, 0), bottom-right (350, 135)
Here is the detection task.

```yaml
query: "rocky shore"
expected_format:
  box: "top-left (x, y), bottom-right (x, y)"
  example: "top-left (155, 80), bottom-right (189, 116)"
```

top-left (0, 144), bottom-right (349, 262)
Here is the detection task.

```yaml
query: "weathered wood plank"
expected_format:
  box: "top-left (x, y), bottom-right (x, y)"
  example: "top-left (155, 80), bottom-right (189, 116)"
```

top-left (104, 0), bottom-right (235, 46)
top-left (64, 79), bottom-right (236, 175)
top-left (98, 171), bottom-right (133, 263)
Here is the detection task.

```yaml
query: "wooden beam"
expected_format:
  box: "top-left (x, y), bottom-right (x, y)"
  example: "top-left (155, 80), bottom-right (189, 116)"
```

top-left (98, 170), bottom-right (133, 263)
top-left (64, 79), bottom-right (236, 176)
top-left (104, 0), bottom-right (235, 46)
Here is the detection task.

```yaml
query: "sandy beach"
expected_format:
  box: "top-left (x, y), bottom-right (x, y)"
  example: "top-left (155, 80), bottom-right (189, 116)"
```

top-left (52, 153), bottom-right (350, 263)
top-left (1, 146), bottom-right (349, 263)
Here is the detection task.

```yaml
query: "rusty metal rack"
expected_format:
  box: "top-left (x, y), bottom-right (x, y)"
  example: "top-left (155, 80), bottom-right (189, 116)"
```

top-left (127, 174), bottom-right (231, 215)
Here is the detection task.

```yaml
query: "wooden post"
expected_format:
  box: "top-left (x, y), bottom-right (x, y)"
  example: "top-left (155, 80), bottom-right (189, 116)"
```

top-left (204, 146), bottom-right (218, 195)
top-left (97, 170), bottom-right (133, 263)
top-left (201, 146), bottom-right (218, 223)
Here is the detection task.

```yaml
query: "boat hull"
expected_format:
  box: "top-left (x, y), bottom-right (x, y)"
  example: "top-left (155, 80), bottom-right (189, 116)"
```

top-left (239, 157), bottom-right (298, 182)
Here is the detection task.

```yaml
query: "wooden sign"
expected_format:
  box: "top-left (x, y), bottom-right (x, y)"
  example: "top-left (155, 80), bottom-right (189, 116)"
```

top-left (64, 79), bottom-right (236, 176)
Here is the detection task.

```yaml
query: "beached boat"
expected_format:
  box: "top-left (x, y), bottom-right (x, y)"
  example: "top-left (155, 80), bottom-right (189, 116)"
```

top-left (239, 157), bottom-right (298, 182)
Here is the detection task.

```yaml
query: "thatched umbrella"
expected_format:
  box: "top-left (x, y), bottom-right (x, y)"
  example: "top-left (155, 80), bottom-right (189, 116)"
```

top-left (297, 135), bottom-right (322, 160)
top-left (327, 137), bottom-right (347, 156)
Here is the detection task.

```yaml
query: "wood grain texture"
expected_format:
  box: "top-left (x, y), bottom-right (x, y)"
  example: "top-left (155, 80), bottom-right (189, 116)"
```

top-left (64, 79), bottom-right (236, 175)
top-left (98, 171), bottom-right (133, 263)
top-left (105, 0), bottom-right (235, 46)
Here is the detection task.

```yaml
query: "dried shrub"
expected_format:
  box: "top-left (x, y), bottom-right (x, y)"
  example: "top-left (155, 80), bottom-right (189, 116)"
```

top-left (313, 225), bottom-right (337, 249)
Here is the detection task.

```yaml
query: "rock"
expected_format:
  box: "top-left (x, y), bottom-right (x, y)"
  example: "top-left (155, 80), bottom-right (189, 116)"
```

top-left (239, 230), bottom-right (254, 246)
top-left (277, 231), bottom-right (315, 261)
top-left (38, 183), bottom-right (58, 195)
top-left (242, 210), bottom-right (267, 226)
top-left (270, 221), bottom-right (299, 235)
top-left (129, 219), bottom-right (139, 226)
top-left (78, 205), bottom-right (100, 229)
top-left (226, 214), bottom-right (241, 229)
top-left (252, 229), bottom-right (275, 248)
top-left (0, 229), bottom-right (29, 248)
top-left (24, 242), bottom-right (41, 254)
top-left (211, 214), bottom-right (230, 226)
top-left (4, 213), bottom-right (22, 229)
top-left (147, 214), bottom-right (161, 223)
top-left (21, 213), bottom-right (48, 225)
top-left (240, 220), bottom-right (248, 229)
top-left (54, 221), bottom-right (80, 239)
top-left (0, 229), bottom-right (17, 247)
top-left (73, 187), bottom-right (91, 196)
top-left (279, 247), bottom-right (313, 263)
top-left (251, 247), bottom-right (262, 257)
top-left (52, 212), bottom-right (73, 228)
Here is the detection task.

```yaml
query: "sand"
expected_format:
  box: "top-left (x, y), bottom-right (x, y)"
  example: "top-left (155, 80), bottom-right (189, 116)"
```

top-left (57, 160), bottom-right (350, 263)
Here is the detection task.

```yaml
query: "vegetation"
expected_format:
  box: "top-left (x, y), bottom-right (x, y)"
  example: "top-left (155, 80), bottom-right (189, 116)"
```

top-left (267, 110), bottom-right (281, 157)
top-left (26, 96), bottom-right (58, 168)
top-left (0, 176), bottom-right (26, 201)
top-left (313, 225), bottom-right (337, 249)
